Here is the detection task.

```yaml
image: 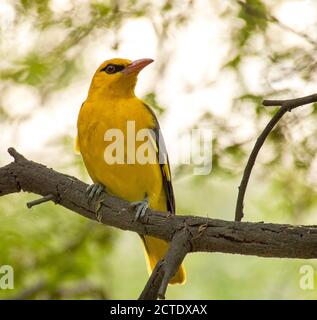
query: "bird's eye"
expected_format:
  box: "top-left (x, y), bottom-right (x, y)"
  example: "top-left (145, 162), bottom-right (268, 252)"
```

top-left (100, 64), bottom-right (125, 74)
top-left (104, 64), bottom-right (116, 74)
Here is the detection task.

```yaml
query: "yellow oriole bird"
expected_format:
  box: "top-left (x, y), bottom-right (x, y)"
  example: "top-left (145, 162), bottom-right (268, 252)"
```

top-left (76, 58), bottom-right (186, 284)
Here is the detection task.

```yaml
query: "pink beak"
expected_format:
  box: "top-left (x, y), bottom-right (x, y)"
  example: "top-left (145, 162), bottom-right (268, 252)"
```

top-left (123, 58), bottom-right (154, 75)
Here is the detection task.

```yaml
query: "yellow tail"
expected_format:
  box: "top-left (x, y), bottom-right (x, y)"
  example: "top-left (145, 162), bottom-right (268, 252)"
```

top-left (141, 235), bottom-right (186, 285)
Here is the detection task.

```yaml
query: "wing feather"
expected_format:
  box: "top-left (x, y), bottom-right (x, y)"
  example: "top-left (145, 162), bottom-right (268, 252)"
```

top-left (143, 103), bottom-right (175, 214)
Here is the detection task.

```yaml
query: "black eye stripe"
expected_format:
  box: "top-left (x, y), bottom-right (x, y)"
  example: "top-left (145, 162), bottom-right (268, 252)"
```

top-left (100, 64), bottom-right (125, 74)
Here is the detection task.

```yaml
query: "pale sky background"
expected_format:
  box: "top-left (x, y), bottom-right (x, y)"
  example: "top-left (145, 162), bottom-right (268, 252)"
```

top-left (1, 0), bottom-right (317, 171)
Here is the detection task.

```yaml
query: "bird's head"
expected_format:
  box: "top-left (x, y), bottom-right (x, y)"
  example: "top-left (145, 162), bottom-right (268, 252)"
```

top-left (88, 58), bottom-right (154, 98)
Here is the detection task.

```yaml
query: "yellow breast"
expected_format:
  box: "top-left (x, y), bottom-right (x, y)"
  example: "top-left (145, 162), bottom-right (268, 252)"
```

top-left (77, 96), bottom-right (167, 211)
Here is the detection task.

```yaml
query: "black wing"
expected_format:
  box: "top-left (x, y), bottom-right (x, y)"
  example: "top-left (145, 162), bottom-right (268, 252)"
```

top-left (143, 103), bottom-right (175, 214)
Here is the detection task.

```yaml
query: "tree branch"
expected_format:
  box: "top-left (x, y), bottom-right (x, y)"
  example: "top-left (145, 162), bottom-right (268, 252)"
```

top-left (2, 147), bottom-right (317, 299)
top-left (262, 93), bottom-right (317, 108)
top-left (139, 229), bottom-right (190, 300)
top-left (235, 93), bottom-right (317, 222)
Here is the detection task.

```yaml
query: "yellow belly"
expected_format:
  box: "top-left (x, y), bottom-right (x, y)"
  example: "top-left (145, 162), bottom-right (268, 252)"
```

top-left (77, 98), bottom-right (167, 211)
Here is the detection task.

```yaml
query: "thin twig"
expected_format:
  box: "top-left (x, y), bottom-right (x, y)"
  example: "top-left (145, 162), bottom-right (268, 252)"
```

top-left (263, 93), bottom-right (317, 108)
top-left (235, 93), bottom-right (317, 221)
top-left (27, 194), bottom-right (56, 208)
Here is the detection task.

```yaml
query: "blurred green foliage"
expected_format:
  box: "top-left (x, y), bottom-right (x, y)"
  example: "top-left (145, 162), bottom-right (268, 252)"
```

top-left (1, 0), bottom-right (317, 299)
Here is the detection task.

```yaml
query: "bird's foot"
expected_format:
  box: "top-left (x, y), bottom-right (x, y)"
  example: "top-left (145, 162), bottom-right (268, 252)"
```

top-left (87, 182), bottom-right (105, 202)
top-left (86, 182), bottom-right (106, 222)
top-left (130, 196), bottom-right (149, 221)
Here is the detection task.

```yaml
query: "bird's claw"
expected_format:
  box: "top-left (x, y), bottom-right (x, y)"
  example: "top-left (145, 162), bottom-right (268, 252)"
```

top-left (86, 183), bottom-right (106, 222)
top-left (86, 183), bottom-right (105, 203)
top-left (130, 197), bottom-right (149, 221)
